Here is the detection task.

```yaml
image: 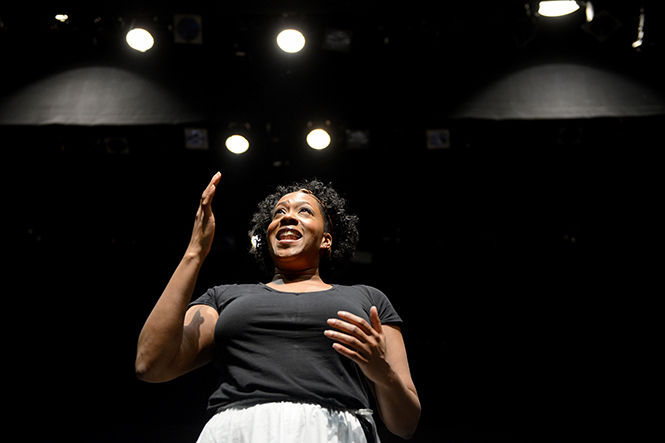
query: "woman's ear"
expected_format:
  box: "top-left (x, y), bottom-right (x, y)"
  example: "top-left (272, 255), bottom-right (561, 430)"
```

top-left (320, 232), bottom-right (333, 254)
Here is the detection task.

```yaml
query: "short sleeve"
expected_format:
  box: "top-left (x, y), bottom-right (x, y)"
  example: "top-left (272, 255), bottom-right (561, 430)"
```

top-left (188, 285), bottom-right (227, 312)
top-left (364, 285), bottom-right (403, 326)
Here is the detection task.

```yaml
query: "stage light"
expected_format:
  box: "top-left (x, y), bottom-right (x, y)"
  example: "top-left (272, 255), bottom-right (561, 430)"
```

top-left (126, 28), bottom-right (154, 52)
top-left (632, 8), bottom-right (645, 49)
top-left (306, 129), bottom-right (331, 150)
top-left (585, 1), bottom-right (594, 22)
top-left (276, 29), bottom-right (306, 53)
top-left (538, 1), bottom-right (580, 17)
top-left (225, 134), bottom-right (249, 154)
top-left (55, 14), bottom-right (69, 23)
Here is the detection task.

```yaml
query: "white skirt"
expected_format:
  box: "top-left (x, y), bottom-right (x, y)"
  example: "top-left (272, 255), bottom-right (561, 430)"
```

top-left (195, 401), bottom-right (371, 443)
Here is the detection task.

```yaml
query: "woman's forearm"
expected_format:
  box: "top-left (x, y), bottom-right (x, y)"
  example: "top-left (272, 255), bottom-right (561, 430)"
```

top-left (135, 252), bottom-right (204, 381)
top-left (136, 172), bottom-right (220, 382)
top-left (374, 370), bottom-right (421, 439)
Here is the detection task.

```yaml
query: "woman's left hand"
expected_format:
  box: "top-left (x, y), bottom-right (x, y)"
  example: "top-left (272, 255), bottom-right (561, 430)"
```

top-left (325, 307), bottom-right (394, 386)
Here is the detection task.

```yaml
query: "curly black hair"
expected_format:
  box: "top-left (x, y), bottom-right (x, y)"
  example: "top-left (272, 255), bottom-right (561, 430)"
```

top-left (248, 179), bottom-right (359, 271)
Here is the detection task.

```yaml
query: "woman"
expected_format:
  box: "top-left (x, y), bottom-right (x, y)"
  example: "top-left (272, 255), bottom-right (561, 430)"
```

top-left (135, 172), bottom-right (420, 442)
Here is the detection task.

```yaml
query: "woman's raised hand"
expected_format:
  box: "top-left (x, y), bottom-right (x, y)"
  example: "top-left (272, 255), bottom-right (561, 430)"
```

top-left (186, 172), bottom-right (222, 259)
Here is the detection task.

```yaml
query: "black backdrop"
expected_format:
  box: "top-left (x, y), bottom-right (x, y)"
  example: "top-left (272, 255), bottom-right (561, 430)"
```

top-left (10, 116), bottom-right (660, 442)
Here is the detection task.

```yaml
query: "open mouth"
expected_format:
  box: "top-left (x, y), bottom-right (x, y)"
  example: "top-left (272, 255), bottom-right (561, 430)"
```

top-left (276, 228), bottom-right (303, 241)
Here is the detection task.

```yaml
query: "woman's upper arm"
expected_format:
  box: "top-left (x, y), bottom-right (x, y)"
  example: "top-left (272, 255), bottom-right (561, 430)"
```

top-left (172, 304), bottom-right (219, 376)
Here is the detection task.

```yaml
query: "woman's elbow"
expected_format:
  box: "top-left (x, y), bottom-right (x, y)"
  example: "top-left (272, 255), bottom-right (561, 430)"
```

top-left (135, 358), bottom-right (157, 382)
top-left (389, 423), bottom-right (418, 440)
top-left (390, 402), bottom-right (421, 440)
top-left (135, 355), bottom-right (172, 383)
top-left (399, 417), bottom-right (421, 440)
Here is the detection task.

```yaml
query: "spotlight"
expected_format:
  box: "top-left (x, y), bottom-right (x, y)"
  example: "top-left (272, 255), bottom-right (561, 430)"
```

top-left (55, 14), bottom-right (69, 23)
top-left (585, 1), bottom-right (594, 22)
top-left (225, 134), bottom-right (249, 154)
top-left (632, 8), bottom-right (645, 49)
top-left (126, 28), bottom-right (154, 52)
top-left (537, 1), bottom-right (580, 17)
top-left (306, 129), bottom-right (331, 150)
top-left (276, 29), bottom-right (306, 53)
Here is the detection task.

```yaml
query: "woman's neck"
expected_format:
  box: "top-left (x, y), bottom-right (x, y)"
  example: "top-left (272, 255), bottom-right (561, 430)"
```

top-left (268, 267), bottom-right (330, 290)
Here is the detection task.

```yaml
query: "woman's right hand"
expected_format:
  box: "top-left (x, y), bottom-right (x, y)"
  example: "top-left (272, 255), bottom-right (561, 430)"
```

top-left (186, 172), bottom-right (222, 259)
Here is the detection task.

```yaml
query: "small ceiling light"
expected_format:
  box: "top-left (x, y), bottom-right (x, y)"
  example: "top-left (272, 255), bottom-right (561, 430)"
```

top-left (585, 2), bottom-right (594, 22)
top-left (538, 1), bottom-right (581, 17)
top-left (276, 29), bottom-right (306, 53)
top-left (55, 14), bottom-right (69, 23)
top-left (225, 134), bottom-right (249, 154)
top-left (126, 28), bottom-right (154, 52)
top-left (306, 129), bottom-right (331, 150)
top-left (632, 8), bottom-right (645, 49)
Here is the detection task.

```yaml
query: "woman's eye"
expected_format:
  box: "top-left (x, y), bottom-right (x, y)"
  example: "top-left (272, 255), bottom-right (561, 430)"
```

top-left (273, 209), bottom-right (286, 217)
top-left (300, 208), bottom-right (313, 215)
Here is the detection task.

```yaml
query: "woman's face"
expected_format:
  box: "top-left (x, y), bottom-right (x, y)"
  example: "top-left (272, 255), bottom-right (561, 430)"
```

top-left (266, 191), bottom-right (332, 270)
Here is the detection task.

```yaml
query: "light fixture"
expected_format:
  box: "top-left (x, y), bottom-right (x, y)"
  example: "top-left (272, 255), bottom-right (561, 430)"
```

top-left (174, 14), bottom-right (203, 44)
top-left (184, 128), bottom-right (209, 150)
top-left (345, 129), bottom-right (370, 149)
top-left (306, 128), bottom-right (331, 150)
top-left (225, 134), bottom-right (249, 154)
top-left (585, 1), bottom-right (594, 22)
top-left (55, 14), bottom-right (69, 23)
top-left (322, 28), bottom-right (352, 52)
top-left (632, 8), bottom-right (645, 49)
top-left (538, 1), bottom-right (581, 17)
top-left (426, 129), bottom-right (451, 150)
top-left (126, 28), bottom-right (154, 52)
top-left (276, 29), bottom-right (306, 53)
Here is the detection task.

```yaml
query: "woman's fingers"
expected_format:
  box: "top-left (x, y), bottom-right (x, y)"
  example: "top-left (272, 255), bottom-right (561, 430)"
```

top-left (325, 308), bottom-right (391, 384)
top-left (369, 306), bottom-right (383, 334)
top-left (324, 329), bottom-right (367, 354)
top-left (201, 172), bottom-right (222, 207)
top-left (331, 342), bottom-right (368, 365)
top-left (187, 172), bottom-right (221, 259)
top-left (333, 310), bottom-right (374, 335)
top-left (325, 307), bottom-right (383, 355)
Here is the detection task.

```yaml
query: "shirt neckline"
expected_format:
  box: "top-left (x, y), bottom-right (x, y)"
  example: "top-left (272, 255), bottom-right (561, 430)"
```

top-left (260, 282), bottom-right (337, 295)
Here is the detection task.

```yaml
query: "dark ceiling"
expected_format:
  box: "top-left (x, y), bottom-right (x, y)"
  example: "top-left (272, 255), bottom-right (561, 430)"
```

top-left (6, 2), bottom-right (661, 442)
top-left (2, 1), bottom-right (664, 124)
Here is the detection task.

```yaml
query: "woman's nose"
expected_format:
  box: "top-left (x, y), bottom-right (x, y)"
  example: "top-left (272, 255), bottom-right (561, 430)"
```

top-left (279, 211), bottom-right (299, 226)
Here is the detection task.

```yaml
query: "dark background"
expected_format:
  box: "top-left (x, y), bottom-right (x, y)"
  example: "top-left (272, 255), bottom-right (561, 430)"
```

top-left (5, 1), bottom-right (662, 441)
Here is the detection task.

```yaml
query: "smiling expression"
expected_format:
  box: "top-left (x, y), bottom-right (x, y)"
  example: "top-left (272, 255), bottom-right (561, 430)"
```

top-left (266, 191), bottom-right (332, 270)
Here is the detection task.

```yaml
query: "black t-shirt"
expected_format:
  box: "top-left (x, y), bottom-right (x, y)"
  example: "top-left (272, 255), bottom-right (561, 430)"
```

top-left (188, 283), bottom-right (402, 412)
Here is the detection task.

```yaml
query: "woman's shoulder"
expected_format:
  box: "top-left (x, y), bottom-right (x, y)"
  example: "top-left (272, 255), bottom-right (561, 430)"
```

top-left (333, 283), bottom-right (388, 299)
top-left (334, 284), bottom-right (402, 323)
top-left (191, 283), bottom-right (264, 310)
top-left (206, 283), bottom-right (265, 297)
top-left (334, 283), bottom-right (383, 291)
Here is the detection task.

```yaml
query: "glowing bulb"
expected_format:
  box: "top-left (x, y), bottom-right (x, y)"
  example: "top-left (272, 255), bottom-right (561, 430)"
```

top-left (126, 28), bottom-right (154, 52)
top-left (55, 14), bottom-right (69, 23)
top-left (632, 8), bottom-right (645, 49)
top-left (538, 1), bottom-right (580, 17)
top-left (306, 129), bottom-right (331, 150)
top-left (585, 1), bottom-right (595, 22)
top-left (225, 135), bottom-right (249, 154)
top-left (276, 29), bottom-right (306, 53)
